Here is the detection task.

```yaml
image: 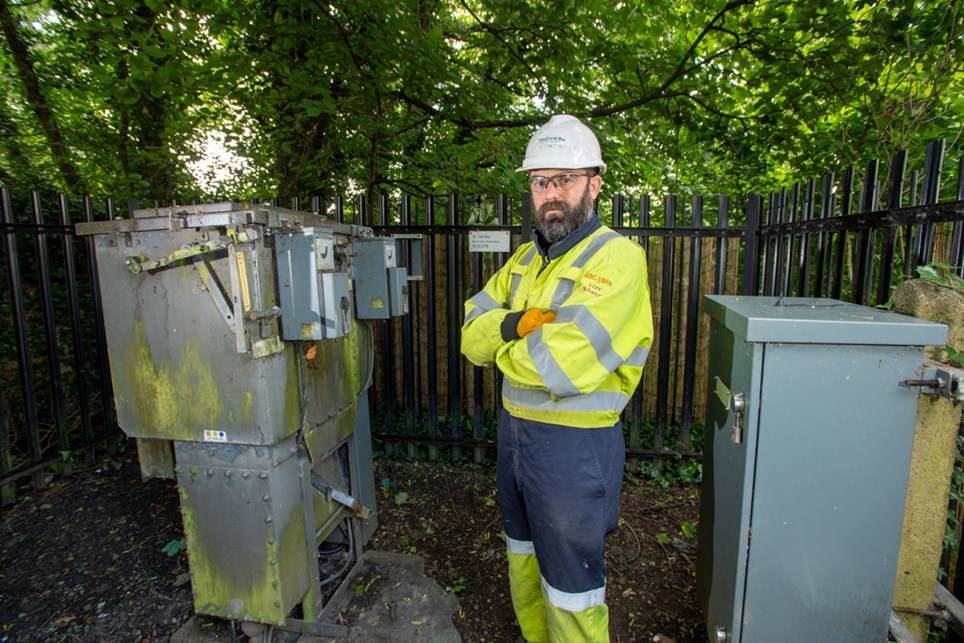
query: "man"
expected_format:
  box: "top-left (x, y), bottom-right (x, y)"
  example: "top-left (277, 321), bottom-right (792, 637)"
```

top-left (461, 114), bottom-right (654, 643)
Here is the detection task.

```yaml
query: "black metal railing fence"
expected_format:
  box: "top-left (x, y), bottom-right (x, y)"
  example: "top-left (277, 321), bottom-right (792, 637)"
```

top-left (1, 140), bottom-right (962, 500)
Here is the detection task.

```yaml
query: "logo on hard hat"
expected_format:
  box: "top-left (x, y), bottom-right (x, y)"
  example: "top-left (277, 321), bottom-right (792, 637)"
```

top-left (538, 135), bottom-right (567, 147)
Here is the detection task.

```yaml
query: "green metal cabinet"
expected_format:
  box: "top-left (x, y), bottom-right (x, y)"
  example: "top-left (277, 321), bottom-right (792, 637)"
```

top-left (697, 295), bottom-right (947, 643)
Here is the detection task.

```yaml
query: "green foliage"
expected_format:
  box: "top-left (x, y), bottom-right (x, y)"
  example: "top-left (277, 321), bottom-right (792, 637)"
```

top-left (161, 539), bottom-right (186, 556)
top-left (942, 346), bottom-right (963, 368)
top-left (916, 263), bottom-right (964, 291)
top-left (680, 521), bottom-right (698, 539)
top-left (0, 0), bottom-right (959, 202)
top-left (637, 457), bottom-right (703, 489)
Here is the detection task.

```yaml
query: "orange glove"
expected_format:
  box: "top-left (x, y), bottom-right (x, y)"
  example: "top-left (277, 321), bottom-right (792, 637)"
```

top-left (517, 308), bottom-right (556, 338)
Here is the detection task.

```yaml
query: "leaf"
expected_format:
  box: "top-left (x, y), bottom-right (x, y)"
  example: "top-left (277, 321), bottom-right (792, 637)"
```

top-left (162, 539), bottom-right (186, 556)
top-left (394, 492), bottom-right (410, 505)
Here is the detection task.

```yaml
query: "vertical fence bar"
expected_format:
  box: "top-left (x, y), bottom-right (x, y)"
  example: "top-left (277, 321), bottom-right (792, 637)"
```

top-left (59, 195), bottom-right (95, 464)
top-left (446, 194), bottom-right (462, 461)
top-left (953, 156), bottom-right (964, 278)
top-left (679, 196), bottom-right (703, 451)
top-left (494, 194), bottom-right (508, 425)
top-left (31, 192), bottom-right (70, 472)
top-left (628, 195), bottom-right (651, 470)
top-left (877, 150), bottom-right (908, 305)
top-left (1, 187), bottom-right (43, 488)
top-left (87, 197), bottom-right (115, 444)
top-left (761, 192), bottom-right (779, 296)
top-left (917, 139), bottom-right (946, 267)
top-left (424, 197), bottom-right (439, 461)
top-left (853, 160), bottom-right (880, 306)
top-left (471, 198), bottom-right (485, 464)
top-left (796, 180), bottom-right (815, 297)
top-left (654, 196), bottom-right (677, 460)
top-left (612, 193), bottom-right (625, 228)
top-left (400, 196), bottom-right (417, 458)
top-left (831, 167), bottom-right (854, 300)
top-left (813, 173), bottom-right (834, 297)
top-left (742, 194), bottom-right (762, 295)
top-left (783, 184), bottom-right (799, 297)
top-left (715, 196), bottom-right (730, 295)
top-left (377, 194), bottom-right (396, 454)
top-left (907, 169), bottom-right (921, 278)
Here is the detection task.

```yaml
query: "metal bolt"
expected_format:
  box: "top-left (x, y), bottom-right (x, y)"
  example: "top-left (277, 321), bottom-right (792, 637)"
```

top-left (224, 470), bottom-right (232, 477)
top-left (260, 472), bottom-right (268, 480)
top-left (207, 469), bottom-right (215, 477)
top-left (265, 515), bottom-right (273, 524)
top-left (270, 559), bottom-right (277, 566)
top-left (242, 472), bottom-right (249, 479)
top-left (263, 495), bottom-right (270, 502)
top-left (267, 537), bottom-right (275, 545)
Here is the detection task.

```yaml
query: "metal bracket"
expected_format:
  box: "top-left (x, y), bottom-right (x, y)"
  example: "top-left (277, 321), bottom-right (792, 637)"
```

top-left (310, 471), bottom-right (372, 519)
top-left (901, 359), bottom-right (964, 402)
top-left (714, 377), bottom-right (745, 444)
top-left (126, 236), bottom-right (231, 274)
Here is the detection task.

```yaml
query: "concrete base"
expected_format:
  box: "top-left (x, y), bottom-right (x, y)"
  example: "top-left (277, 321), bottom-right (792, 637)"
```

top-left (171, 551), bottom-right (461, 643)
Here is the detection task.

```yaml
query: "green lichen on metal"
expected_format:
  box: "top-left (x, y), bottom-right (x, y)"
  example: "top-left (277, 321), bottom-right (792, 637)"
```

top-left (118, 320), bottom-right (226, 441)
top-left (278, 506), bottom-right (310, 615)
top-left (284, 347), bottom-right (302, 434)
top-left (345, 324), bottom-right (362, 392)
top-left (180, 479), bottom-right (284, 622)
top-left (244, 391), bottom-right (254, 423)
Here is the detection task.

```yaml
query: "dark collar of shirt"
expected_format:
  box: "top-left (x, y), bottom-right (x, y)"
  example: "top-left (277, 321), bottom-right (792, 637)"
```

top-left (534, 213), bottom-right (602, 270)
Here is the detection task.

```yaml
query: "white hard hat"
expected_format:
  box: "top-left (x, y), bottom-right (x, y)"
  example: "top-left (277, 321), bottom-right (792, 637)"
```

top-left (516, 114), bottom-right (607, 174)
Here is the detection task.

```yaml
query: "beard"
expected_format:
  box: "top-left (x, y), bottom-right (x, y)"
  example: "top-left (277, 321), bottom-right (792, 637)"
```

top-left (535, 183), bottom-right (594, 244)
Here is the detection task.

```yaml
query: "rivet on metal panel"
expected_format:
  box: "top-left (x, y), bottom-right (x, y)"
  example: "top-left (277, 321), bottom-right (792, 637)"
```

top-left (267, 537), bottom-right (275, 545)
top-left (265, 515), bottom-right (273, 523)
top-left (206, 469), bottom-right (215, 477)
top-left (224, 470), bottom-right (232, 477)
top-left (263, 495), bottom-right (270, 502)
top-left (260, 472), bottom-right (268, 480)
top-left (174, 467), bottom-right (182, 474)
top-left (274, 600), bottom-right (281, 607)
top-left (270, 559), bottom-right (277, 566)
top-left (242, 472), bottom-right (249, 479)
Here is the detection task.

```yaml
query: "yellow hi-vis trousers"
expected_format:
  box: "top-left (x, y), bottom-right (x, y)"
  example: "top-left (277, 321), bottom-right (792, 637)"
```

top-left (497, 411), bottom-right (624, 643)
top-left (507, 543), bottom-right (611, 643)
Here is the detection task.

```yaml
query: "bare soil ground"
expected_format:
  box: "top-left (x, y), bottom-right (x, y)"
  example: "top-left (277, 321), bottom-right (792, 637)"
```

top-left (0, 446), bottom-right (703, 642)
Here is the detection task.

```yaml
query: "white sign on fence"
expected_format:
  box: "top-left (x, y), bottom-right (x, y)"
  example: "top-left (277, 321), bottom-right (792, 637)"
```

top-left (469, 230), bottom-right (511, 253)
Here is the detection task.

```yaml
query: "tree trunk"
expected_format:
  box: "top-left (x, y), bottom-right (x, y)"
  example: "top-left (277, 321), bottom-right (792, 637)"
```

top-left (0, 0), bottom-right (83, 194)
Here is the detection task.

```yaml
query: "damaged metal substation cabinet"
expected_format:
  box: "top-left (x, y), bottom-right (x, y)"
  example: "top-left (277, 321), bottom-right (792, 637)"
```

top-left (76, 202), bottom-right (411, 638)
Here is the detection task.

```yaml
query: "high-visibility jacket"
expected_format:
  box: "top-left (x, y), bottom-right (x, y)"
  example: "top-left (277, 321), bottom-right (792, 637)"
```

top-left (461, 219), bottom-right (653, 428)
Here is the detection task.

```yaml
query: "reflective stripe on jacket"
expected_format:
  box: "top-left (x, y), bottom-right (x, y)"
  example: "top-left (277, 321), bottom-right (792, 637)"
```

top-left (461, 224), bottom-right (653, 428)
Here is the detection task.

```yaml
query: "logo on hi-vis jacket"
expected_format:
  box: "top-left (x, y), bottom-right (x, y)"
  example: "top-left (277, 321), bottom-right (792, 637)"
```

top-left (582, 272), bottom-right (613, 296)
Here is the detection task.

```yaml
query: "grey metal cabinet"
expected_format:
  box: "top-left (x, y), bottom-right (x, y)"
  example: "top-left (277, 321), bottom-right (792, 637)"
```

top-left (697, 295), bottom-right (948, 643)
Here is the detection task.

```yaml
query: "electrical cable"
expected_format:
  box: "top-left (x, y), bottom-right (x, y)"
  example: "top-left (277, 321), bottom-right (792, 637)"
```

top-left (361, 320), bottom-right (376, 394)
top-left (319, 517), bottom-right (355, 587)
